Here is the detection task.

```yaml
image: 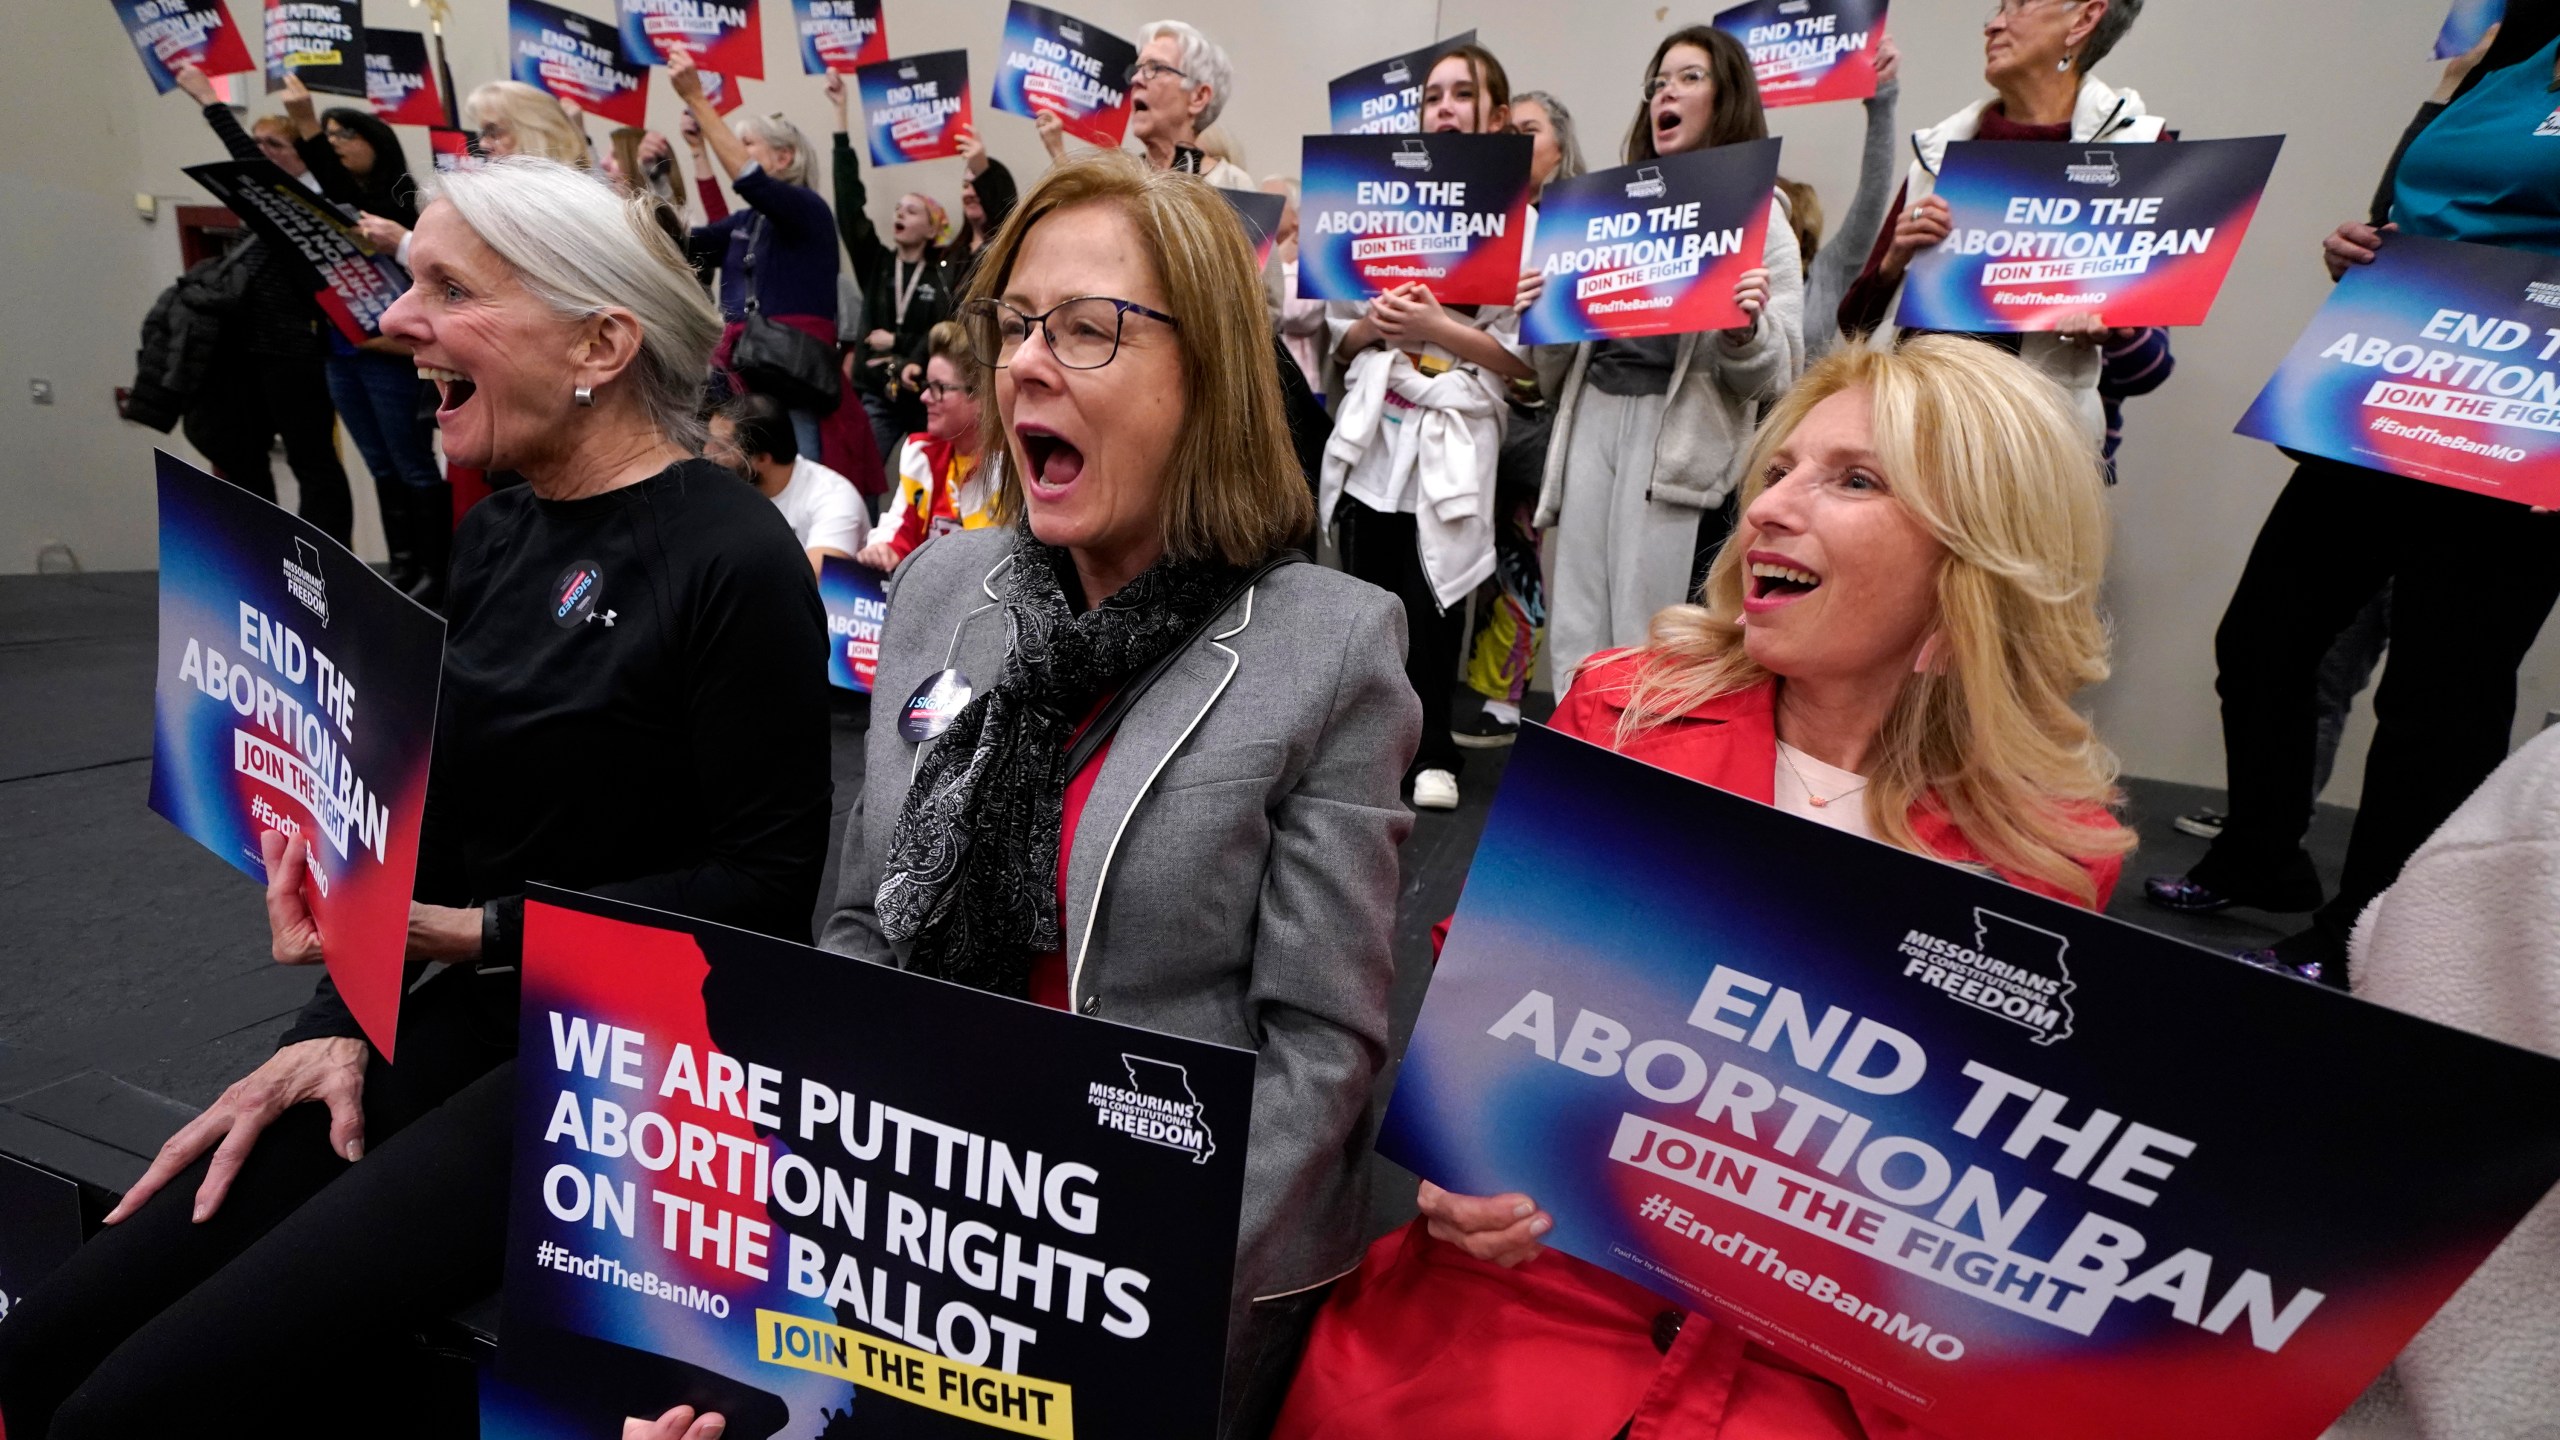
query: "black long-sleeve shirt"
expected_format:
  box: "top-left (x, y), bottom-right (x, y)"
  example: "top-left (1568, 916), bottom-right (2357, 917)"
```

top-left (283, 459), bottom-right (833, 1045)
top-left (197, 103), bottom-right (327, 360)
top-left (833, 133), bottom-right (964, 386)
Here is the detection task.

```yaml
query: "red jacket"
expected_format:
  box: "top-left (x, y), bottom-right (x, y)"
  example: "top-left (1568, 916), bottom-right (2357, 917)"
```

top-left (1275, 655), bottom-right (2122, 1440)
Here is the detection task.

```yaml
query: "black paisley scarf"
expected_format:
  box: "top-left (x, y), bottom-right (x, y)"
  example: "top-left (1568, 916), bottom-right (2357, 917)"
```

top-left (875, 525), bottom-right (1241, 996)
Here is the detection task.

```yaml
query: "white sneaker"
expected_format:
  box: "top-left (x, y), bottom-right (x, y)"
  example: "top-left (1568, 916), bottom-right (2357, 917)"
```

top-left (1411, 768), bottom-right (1460, 811)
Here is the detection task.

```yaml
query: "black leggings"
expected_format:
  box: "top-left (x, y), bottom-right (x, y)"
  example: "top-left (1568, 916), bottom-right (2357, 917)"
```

top-left (179, 350), bottom-right (354, 547)
top-left (1336, 499), bottom-right (1469, 777)
top-left (0, 967), bottom-right (518, 1439)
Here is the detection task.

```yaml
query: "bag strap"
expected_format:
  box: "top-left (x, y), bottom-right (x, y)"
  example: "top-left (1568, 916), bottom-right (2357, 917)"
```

top-left (1064, 550), bottom-right (1305, 779)
top-left (744, 214), bottom-right (768, 317)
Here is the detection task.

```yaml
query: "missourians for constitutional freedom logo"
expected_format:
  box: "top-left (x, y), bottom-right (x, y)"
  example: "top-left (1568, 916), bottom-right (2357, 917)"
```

top-left (1087, 1054), bottom-right (1217, 1163)
top-left (1897, 908), bottom-right (2076, 1045)
top-left (284, 538), bottom-right (329, 625)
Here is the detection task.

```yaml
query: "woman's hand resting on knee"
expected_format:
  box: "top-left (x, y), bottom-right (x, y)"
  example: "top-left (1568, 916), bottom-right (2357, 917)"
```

top-left (1417, 1180), bottom-right (1553, 1268)
top-left (627, 1405), bottom-right (725, 1440)
top-left (103, 1035), bottom-right (369, 1225)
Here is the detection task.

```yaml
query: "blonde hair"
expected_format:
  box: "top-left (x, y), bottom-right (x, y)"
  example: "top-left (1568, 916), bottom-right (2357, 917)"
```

top-left (1621, 337), bottom-right (2129, 902)
top-left (966, 150), bottom-right (1312, 567)
top-left (463, 81), bottom-right (591, 168)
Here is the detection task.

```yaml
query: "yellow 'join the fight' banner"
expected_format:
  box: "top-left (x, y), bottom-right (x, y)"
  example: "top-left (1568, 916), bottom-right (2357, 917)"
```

top-left (755, 1309), bottom-right (1076, 1438)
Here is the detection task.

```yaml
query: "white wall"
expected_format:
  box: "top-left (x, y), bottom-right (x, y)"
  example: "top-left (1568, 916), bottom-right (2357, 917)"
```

top-left (4, 0), bottom-right (2556, 796)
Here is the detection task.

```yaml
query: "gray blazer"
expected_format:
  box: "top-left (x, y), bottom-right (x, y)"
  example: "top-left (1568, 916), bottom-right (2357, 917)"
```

top-left (822, 526), bottom-right (1420, 1313)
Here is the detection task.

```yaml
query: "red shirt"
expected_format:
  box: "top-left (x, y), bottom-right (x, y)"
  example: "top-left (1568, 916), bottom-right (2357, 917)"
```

top-left (1274, 654), bottom-right (2121, 1440)
top-left (1029, 699), bottom-right (1114, 1010)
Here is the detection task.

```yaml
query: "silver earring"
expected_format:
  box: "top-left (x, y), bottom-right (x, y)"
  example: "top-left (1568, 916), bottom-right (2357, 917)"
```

top-left (2057, 52), bottom-right (2072, 71)
top-left (573, 384), bottom-right (595, 407)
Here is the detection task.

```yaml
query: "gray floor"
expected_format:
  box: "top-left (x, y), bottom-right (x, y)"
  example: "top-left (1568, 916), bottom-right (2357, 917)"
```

top-left (0, 571), bottom-right (2351, 1234)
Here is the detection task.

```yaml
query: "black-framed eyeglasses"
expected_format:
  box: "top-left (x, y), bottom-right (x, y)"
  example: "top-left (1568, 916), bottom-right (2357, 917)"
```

top-left (958, 296), bottom-right (1179, 371)
top-left (922, 380), bottom-right (972, 400)
top-left (1125, 59), bottom-right (1189, 85)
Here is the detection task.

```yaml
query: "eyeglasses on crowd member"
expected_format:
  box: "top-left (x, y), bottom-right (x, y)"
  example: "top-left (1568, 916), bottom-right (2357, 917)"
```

top-left (1276, 336), bottom-right (2132, 1440)
top-left (163, 63), bottom-right (357, 549)
top-left (2147, 2), bottom-right (2560, 984)
top-left (861, 320), bottom-right (1002, 572)
top-left (270, 74), bottom-right (453, 609)
top-left (1537, 27), bottom-right (1803, 693)
top-left (1836, 0), bottom-right (2164, 460)
top-left (817, 150), bottom-right (1416, 1440)
top-left (1322, 41), bottom-right (1537, 814)
top-left (0, 157), bottom-right (833, 1439)
top-left (708, 391), bottom-right (871, 576)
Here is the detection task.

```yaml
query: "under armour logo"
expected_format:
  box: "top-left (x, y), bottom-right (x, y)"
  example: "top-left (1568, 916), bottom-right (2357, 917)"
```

top-left (588, 608), bottom-right (618, 628)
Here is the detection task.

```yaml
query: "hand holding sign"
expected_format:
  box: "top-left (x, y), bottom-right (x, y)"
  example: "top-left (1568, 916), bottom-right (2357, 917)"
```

top-left (1417, 1179), bottom-right (1551, 1268)
top-left (2324, 220), bottom-right (2394, 282)
top-left (171, 60), bottom-right (219, 106)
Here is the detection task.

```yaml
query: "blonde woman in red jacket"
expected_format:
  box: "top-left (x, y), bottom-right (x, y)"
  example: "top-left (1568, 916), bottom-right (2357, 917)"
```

top-left (1277, 334), bottom-right (2133, 1440)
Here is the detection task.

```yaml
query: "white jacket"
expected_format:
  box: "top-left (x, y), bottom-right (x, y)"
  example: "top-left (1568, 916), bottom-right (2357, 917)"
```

top-left (2321, 724), bottom-right (2560, 1440)
top-left (1864, 75), bottom-right (2166, 446)
top-left (1320, 344), bottom-right (1505, 609)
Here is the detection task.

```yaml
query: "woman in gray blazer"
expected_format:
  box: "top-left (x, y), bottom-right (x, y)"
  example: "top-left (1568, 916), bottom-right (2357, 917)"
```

top-left (821, 150), bottom-right (1421, 1439)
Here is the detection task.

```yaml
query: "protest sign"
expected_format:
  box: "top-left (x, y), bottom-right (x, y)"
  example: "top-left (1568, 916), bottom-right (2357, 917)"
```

top-left (858, 51), bottom-right (972, 166)
top-left (510, 0), bottom-right (648, 127)
top-left (365, 28), bottom-right (445, 127)
top-left (1897, 135), bottom-right (2283, 332)
top-left (2435, 0), bottom-right (2503, 60)
top-left (818, 556), bottom-right (886, 694)
top-left (0, 1155), bottom-right (83, 1326)
top-left (1297, 132), bottom-right (1534, 306)
top-left (114, 0), bottom-right (255, 93)
top-left (1714, 0), bottom-right (1887, 107)
top-left (428, 126), bottom-right (472, 170)
top-left (791, 0), bottom-right (886, 74)
top-left (147, 452), bottom-right (443, 1060)
top-left (1216, 187), bottom-right (1287, 271)
top-left (1381, 723), bottom-right (2560, 1440)
top-left (991, 3), bottom-right (1136, 149)
top-left (2236, 233), bottom-right (2560, 509)
top-left (184, 159), bottom-right (408, 344)
top-left (1520, 139), bottom-right (1782, 345)
top-left (1326, 31), bottom-right (1476, 134)
top-left (264, 0), bottom-right (363, 97)
top-left (621, 0), bottom-right (764, 80)
top-left (699, 67), bottom-right (747, 115)
top-left (484, 887), bottom-right (1255, 1438)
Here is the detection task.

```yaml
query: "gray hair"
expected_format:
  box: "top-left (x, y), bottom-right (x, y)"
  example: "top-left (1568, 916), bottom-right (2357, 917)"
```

top-left (428, 157), bottom-right (723, 451)
top-left (1513, 90), bottom-right (1587, 187)
top-left (1139, 20), bottom-right (1234, 130)
top-left (732, 111), bottom-right (813, 186)
top-left (2078, 0), bottom-right (2143, 71)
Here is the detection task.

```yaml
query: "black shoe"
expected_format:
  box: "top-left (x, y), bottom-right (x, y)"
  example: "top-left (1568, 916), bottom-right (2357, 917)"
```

top-left (2236, 929), bottom-right (2349, 990)
top-left (2148, 849), bottom-right (2324, 914)
top-left (2172, 809), bottom-right (2226, 840)
top-left (1453, 710), bottom-right (1519, 749)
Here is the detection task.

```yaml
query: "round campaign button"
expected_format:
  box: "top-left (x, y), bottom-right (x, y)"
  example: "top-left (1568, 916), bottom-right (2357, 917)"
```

top-left (549, 559), bottom-right (604, 628)
top-left (899, 669), bottom-right (974, 743)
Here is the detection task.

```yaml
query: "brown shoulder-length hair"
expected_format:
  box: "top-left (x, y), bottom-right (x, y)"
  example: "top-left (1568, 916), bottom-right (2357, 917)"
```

top-left (965, 150), bottom-right (1312, 568)
top-left (1624, 26), bottom-right (1768, 164)
top-left (1430, 42), bottom-right (1513, 132)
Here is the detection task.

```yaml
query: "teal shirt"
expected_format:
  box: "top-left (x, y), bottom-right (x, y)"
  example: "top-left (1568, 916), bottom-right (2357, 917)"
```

top-left (2394, 34), bottom-right (2560, 254)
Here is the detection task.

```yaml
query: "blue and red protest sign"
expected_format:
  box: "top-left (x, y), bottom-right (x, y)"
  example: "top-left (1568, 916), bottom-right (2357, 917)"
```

top-left (991, 3), bottom-right (1136, 149)
top-left (1297, 133), bottom-right (1534, 306)
top-left (114, 0), bottom-right (256, 93)
top-left (1897, 135), bottom-right (2283, 333)
top-left (1381, 724), bottom-right (2560, 1440)
top-left (1520, 139), bottom-right (1782, 345)
top-left (2237, 233), bottom-right (2560, 509)
top-left (184, 159), bottom-right (408, 344)
top-left (2435, 0), bottom-right (2503, 59)
top-left (1326, 31), bottom-right (1477, 135)
top-left (858, 51), bottom-right (972, 166)
top-left (620, 0), bottom-right (764, 80)
top-left (147, 452), bottom-right (443, 1059)
top-left (481, 887), bottom-right (1255, 1439)
top-left (790, 0), bottom-right (885, 74)
top-left (817, 556), bottom-right (886, 694)
top-left (365, 28), bottom-right (445, 127)
top-left (510, 0), bottom-right (648, 127)
top-left (1217, 187), bottom-right (1287, 271)
top-left (1715, 0), bottom-right (1888, 108)
top-left (264, 0), bottom-right (364, 97)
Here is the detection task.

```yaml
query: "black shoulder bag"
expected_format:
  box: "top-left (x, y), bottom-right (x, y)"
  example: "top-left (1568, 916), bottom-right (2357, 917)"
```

top-left (730, 214), bottom-right (844, 413)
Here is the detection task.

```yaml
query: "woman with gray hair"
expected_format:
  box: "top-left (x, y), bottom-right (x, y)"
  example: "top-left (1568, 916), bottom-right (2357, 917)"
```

top-left (668, 50), bottom-right (847, 469)
top-left (1036, 17), bottom-right (1250, 186)
top-left (1836, 0), bottom-right (2161, 442)
top-left (0, 156), bottom-right (832, 1437)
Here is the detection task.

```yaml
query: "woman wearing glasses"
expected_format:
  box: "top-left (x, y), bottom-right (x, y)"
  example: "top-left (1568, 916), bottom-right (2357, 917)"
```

top-left (1537, 27), bottom-right (1804, 689)
top-left (1835, 0), bottom-right (2159, 447)
top-left (859, 321), bottom-right (1002, 570)
top-left (1035, 20), bottom-right (1252, 187)
top-left (821, 151), bottom-right (1416, 1439)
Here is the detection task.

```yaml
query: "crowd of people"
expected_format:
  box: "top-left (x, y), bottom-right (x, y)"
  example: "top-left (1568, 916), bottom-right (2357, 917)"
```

top-left (22, 0), bottom-right (2560, 1436)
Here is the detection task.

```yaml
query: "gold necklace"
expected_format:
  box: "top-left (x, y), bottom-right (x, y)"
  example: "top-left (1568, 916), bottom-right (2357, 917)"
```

top-left (1778, 742), bottom-right (1868, 810)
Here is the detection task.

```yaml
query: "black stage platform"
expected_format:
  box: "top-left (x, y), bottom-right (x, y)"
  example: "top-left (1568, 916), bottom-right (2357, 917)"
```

top-left (0, 571), bottom-right (2356, 1234)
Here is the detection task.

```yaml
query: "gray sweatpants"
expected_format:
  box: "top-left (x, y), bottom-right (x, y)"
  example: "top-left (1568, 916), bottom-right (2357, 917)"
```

top-left (1549, 387), bottom-right (1699, 683)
